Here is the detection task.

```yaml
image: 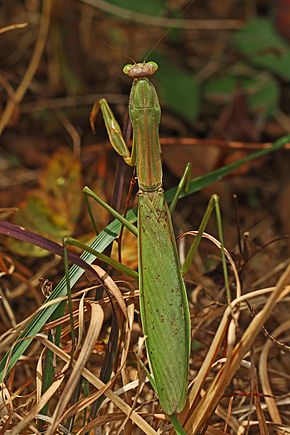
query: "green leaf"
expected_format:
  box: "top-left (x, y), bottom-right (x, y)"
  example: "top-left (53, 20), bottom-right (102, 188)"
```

top-left (106, 0), bottom-right (166, 16)
top-left (40, 149), bottom-right (82, 227)
top-left (233, 18), bottom-right (290, 80)
top-left (153, 52), bottom-right (200, 123)
top-left (205, 71), bottom-right (279, 118)
top-left (6, 196), bottom-right (68, 257)
top-left (205, 75), bottom-right (238, 99)
top-left (244, 75), bottom-right (279, 117)
top-left (6, 149), bottom-right (82, 257)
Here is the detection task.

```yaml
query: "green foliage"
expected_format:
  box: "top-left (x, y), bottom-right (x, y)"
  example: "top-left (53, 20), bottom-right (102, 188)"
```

top-left (246, 75), bottom-right (279, 116)
top-left (108, 13), bottom-right (289, 123)
top-left (205, 17), bottom-right (290, 121)
top-left (153, 52), bottom-right (200, 123)
top-left (6, 149), bottom-right (82, 257)
top-left (107, 0), bottom-right (166, 16)
top-left (206, 75), bottom-right (237, 97)
top-left (7, 196), bottom-right (67, 257)
top-left (206, 71), bottom-right (280, 117)
top-left (233, 17), bottom-right (290, 80)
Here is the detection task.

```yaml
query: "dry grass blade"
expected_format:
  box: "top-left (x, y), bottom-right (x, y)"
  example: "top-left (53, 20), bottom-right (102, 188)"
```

top-left (205, 426), bottom-right (232, 434)
top-left (0, 286), bottom-right (90, 352)
top-left (180, 284), bottom-right (290, 433)
top-left (0, 23), bottom-right (28, 34)
top-left (90, 264), bottom-right (128, 319)
top-left (76, 412), bottom-right (130, 434)
top-left (259, 319), bottom-right (290, 424)
top-left (47, 303), bottom-right (104, 434)
top-left (254, 392), bottom-right (269, 435)
top-left (184, 264), bottom-right (290, 434)
top-left (181, 230), bottom-right (241, 299)
top-left (183, 230), bottom-right (241, 355)
top-left (0, 383), bottom-right (12, 430)
top-left (182, 284), bottom-right (290, 431)
top-left (215, 398), bottom-right (241, 433)
top-left (80, 0), bottom-right (243, 29)
top-left (76, 293), bottom-right (86, 352)
top-left (36, 336), bottom-right (158, 435)
top-left (267, 422), bottom-right (290, 433)
top-left (36, 348), bottom-right (45, 403)
top-left (0, 285), bottom-right (16, 327)
top-left (10, 361), bottom-right (69, 434)
top-left (116, 302), bottom-right (135, 435)
top-left (250, 353), bottom-right (269, 435)
top-left (179, 230), bottom-right (241, 419)
top-left (35, 414), bottom-right (72, 434)
top-left (57, 303), bottom-right (135, 427)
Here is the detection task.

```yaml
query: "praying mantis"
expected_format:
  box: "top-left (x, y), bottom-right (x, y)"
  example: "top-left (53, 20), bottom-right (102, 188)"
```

top-left (85, 60), bottom-right (225, 422)
top-left (88, 61), bottom-right (191, 417)
top-left (0, 58), bottom-right (227, 433)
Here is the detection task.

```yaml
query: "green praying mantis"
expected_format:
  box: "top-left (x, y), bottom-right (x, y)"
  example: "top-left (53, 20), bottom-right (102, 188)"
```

top-left (82, 60), bottom-right (226, 421)
top-left (0, 58), bottom-right (228, 433)
top-left (96, 61), bottom-right (191, 416)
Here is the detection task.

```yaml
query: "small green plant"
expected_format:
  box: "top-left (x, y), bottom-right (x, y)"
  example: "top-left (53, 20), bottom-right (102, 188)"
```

top-left (206, 17), bottom-right (290, 122)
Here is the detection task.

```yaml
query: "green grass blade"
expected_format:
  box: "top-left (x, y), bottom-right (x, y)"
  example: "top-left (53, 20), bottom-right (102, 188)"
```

top-left (165, 135), bottom-right (290, 204)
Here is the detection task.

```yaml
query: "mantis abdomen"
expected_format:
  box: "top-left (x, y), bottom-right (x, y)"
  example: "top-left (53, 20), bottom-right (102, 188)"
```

top-left (138, 190), bottom-right (190, 415)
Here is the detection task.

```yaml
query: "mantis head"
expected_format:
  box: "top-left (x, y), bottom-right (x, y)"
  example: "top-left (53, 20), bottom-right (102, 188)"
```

top-left (123, 61), bottom-right (158, 79)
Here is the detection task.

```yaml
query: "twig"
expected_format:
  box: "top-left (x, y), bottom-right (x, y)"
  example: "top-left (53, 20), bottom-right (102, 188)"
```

top-left (56, 111), bottom-right (81, 160)
top-left (80, 0), bottom-right (244, 30)
top-left (0, 0), bottom-right (52, 135)
top-left (0, 23), bottom-right (28, 35)
top-left (159, 137), bottom-right (290, 150)
top-left (20, 93), bottom-right (127, 112)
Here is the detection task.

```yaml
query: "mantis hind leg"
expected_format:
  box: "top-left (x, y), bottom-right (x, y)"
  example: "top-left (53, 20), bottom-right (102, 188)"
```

top-left (83, 186), bottom-right (137, 237)
top-left (181, 194), bottom-right (230, 304)
top-left (169, 162), bottom-right (192, 214)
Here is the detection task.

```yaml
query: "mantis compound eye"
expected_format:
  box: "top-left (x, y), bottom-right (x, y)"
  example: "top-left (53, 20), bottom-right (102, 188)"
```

top-left (146, 61), bottom-right (158, 73)
top-left (123, 64), bottom-right (133, 75)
